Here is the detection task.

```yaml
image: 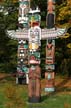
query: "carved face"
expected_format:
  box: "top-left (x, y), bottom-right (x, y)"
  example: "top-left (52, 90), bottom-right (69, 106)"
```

top-left (29, 13), bottom-right (41, 26)
top-left (47, 0), bottom-right (55, 13)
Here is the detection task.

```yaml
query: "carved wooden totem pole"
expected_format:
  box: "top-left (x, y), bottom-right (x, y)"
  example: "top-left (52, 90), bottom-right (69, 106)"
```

top-left (45, 39), bottom-right (55, 92)
top-left (16, 0), bottom-right (30, 84)
top-left (28, 8), bottom-right (41, 103)
top-left (45, 0), bottom-right (55, 92)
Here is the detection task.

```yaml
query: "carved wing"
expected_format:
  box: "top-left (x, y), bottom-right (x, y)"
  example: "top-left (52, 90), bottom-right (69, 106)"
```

top-left (41, 28), bottom-right (66, 39)
top-left (7, 29), bottom-right (28, 40)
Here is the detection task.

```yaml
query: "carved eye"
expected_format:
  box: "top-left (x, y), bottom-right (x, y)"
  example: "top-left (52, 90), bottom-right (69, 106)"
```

top-left (20, 59), bottom-right (23, 62)
top-left (19, 54), bottom-right (22, 57)
top-left (20, 50), bottom-right (24, 52)
top-left (22, 54), bottom-right (25, 56)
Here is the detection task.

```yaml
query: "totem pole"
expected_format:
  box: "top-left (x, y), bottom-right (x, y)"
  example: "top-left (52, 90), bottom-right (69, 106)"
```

top-left (16, 0), bottom-right (30, 84)
top-left (7, 0), bottom-right (30, 84)
top-left (28, 7), bottom-right (41, 103)
top-left (45, 0), bottom-right (55, 92)
top-left (44, 0), bottom-right (66, 92)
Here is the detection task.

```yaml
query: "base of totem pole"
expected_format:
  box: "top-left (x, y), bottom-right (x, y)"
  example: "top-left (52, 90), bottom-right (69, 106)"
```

top-left (28, 96), bottom-right (41, 103)
top-left (17, 77), bottom-right (26, 84)
top-left (45, 87), bottom-right (55, 92)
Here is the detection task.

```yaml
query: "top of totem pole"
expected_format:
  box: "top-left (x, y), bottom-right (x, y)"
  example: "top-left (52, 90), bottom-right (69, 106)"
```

top-left (48, 0), bottom-right (55, 3)
top-left (45, 0), bottom-right (67, 39)
top-left (18, 0), bottom-right (30, 28)
top-left (7, 0), bottom-right (67, 40)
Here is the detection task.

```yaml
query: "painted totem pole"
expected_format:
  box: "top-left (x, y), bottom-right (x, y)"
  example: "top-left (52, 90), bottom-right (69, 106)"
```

top-left (28, 7), bottom-right (41, 103)
top-left (44, 0), bottom-right (66, 92)
top-left (16, 0), bottom-right (30, 84)
top-left (45, 39), bottom-right (55, 92)
top-left (45, 0), bottom-right (55, 92)
top-left (18, 0), bottom-right (30, 28)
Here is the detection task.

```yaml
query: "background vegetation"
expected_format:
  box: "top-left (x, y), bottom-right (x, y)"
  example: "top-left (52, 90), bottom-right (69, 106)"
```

top-left (0, 0), bottom-right (71, 77)
top-left (0, 75), bottom-right (71, 108)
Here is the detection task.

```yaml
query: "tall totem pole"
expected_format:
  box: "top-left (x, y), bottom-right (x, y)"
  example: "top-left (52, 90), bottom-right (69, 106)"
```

top-left (28, 7), bottom-right (41, 103)
top-left (16, 0), bottom-right (30, 84)
top-left (7, 0), bottom-right (30, 84)
top-left (44, 0), bottom-right (66, 92)
top-left (45, 0), bottom-right (55, 92)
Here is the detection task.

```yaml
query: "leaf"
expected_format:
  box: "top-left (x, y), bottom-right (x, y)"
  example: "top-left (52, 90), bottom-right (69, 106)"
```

top-left (61, 33), bottom-right (70, 39)
top-left (67, 43), bottom-right (71, 49)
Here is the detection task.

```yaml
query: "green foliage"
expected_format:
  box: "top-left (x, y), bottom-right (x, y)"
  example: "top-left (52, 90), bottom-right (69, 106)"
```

top-left (4, 84), bottom-right (24, 108)
top-left (0, 79), bottom-right (71, 108)
top-left (0, 12), bottom-right (17, 73)
top-left (56, 0), bottom-right (71, 27)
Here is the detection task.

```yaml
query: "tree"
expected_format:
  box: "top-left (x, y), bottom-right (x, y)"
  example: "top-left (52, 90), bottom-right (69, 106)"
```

top-left (55, 0), bottom-right (71, 76)
top-left (0, 8), bottom-right (18, 72)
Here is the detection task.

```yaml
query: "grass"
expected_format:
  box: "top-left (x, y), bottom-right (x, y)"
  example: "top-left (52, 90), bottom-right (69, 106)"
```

top-left (0, 74), bottom-right (71, 108)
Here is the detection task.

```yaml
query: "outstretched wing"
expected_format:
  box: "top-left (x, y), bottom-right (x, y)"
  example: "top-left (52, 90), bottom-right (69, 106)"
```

top-left (41, 28), bottom-right (66, 40)
top-left (7, 29), bottom-right (28, 40)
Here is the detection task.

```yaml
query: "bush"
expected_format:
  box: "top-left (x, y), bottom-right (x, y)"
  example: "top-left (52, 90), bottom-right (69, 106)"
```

top-left (4, 84), bottom-right (24, 108)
